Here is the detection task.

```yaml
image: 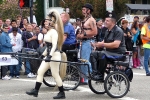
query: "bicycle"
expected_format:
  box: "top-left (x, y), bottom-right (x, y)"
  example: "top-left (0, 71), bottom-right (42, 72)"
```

top-left (0, 50), bottom-right (132, 98)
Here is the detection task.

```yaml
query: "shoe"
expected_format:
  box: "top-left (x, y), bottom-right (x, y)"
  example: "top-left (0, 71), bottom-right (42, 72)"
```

top-left (53, 92), bottom-right (66, 99)
top-left (93, 74), bottom-right (104, 81)
top-left (27, 73), bottom-right (36, 78)
top-left (2, 75), bottom-right (11, 80)
top-left (91, 71), bottom-right (98, 78)
top-left (146, 73), bottom-right (150, 76)
top-left (26, 89), bottom-right (38, 97)
top-left (16, 76), bottom-right (20, 78)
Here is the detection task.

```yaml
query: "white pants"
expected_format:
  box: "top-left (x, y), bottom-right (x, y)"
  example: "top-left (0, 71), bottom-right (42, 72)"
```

top-left (36, 52), bottom-right (63, 86)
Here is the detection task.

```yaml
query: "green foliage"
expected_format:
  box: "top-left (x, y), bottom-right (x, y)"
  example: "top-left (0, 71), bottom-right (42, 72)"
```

top-left (60, 0), bottom-right (129, 19)
top-left (34, 0), bottom-right (44, 25)
top-left (0, 0), bottom-right (31, 20)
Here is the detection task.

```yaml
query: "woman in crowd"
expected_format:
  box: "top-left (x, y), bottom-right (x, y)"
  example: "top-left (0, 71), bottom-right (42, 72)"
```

top-left (131, 21), bottom-right (140, 68)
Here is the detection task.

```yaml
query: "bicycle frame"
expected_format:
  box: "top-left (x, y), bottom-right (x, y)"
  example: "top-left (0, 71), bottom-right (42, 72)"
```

top-left (0, 52), bottom-right (91, 79)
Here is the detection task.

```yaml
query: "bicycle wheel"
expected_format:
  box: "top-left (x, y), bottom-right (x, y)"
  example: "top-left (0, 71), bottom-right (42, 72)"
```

top-left (43, 64), bottom-right (81, 90)
top-left (104, 71), bottom-right (130, 98)
top-left (63, 64), bottom-right (81, 90)
top-left (43, 69), bottom-right (56, 87)
top-left (88, 79), bottom-right (105, 94)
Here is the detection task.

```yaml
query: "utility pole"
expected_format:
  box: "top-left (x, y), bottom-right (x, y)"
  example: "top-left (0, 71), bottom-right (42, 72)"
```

top-left (30, 0), bottom-right (33, 23)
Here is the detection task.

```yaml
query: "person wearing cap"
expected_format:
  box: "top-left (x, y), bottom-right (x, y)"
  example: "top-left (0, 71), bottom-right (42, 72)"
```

top-left (0, 24), bottom-right (15, 80)
top-left (90, 12), bottom-right (126, 80)
top-left (76, 3), bottom-right (97, 84)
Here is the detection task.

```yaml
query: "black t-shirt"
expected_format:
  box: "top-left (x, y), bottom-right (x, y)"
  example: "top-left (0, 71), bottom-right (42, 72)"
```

top-left (104, 25), bottom-right (126, 54)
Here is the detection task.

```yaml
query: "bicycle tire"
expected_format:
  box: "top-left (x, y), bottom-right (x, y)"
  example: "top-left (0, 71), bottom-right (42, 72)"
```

top-left (43, 64), bottom-right (81, 90)
top-left (43, 69), bottom-right (56, 87)
top-left (88, 79), bottom-right (105, 94)
top-left (63, 64), bottom-right (81, 90)
top-left (104, 71), bottom-right (130, 98)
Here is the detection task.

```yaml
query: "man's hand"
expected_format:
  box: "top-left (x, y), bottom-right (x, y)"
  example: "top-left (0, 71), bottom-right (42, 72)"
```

top-left (91, 42), bottom-right (104, 48)
top-left (12, 44), bottom-right (16, 46)
top-left (127, 32), bottom-right (132, 37)
top-left (45, 55), bottom-right (52, 62)
top-left (124, 33), bottom-right (127, 36)
top-left (32, 36), bottom-right (37, 40)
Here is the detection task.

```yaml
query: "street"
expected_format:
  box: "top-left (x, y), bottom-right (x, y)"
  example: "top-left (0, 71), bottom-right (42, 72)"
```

top-left (0, 68), bottom-right (150, 100)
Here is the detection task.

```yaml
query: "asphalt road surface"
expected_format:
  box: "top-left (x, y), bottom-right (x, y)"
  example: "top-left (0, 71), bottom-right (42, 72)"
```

top-left (0, 68), bottom-right (150, 100)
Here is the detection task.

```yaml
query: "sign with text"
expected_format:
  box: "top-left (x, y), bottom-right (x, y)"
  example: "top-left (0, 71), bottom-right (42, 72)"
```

top-left (106, 0), bottom-right (113, 12)
top-left (0, 55), bottom-right (18, 66)
top-left (0, 55), bottom-right (11, 63)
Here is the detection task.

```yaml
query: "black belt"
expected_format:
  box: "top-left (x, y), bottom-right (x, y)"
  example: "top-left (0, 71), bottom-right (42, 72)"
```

top-left (82, 38), bottom-right (94, 41)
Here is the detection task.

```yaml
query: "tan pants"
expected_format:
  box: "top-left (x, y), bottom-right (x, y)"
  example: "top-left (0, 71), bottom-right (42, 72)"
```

top-left (36, 52), bottom-right (63, 86)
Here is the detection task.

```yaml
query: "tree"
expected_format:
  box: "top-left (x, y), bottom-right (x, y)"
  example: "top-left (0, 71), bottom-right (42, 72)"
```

top-left (60, 0), bottom-right (129, 20)
top-left (34, 0), bottom-right (44, 25)
top-left (0, 0), bottom-right (30, 20)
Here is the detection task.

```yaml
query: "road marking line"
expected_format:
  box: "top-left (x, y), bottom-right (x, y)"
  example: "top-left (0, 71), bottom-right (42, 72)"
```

top-left (119, 97), bottom-right (138, 100)
top-left (12, 79), bottom-right (36, 82)
top-left (133, 73), bottom-right (145, 76)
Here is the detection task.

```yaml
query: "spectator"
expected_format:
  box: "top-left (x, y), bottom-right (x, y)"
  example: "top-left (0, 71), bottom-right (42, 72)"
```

top-left (20, 18), bottom-right (29, 31)
top-left (131, 21), bottom-right (140, 68)
top-left (22, 24), bottom-right (38, 78)
top-left (95, 18), bottom-right (107, 42)
top-left (120, 19), bottom-right (133, 68)
top-left (5, 19), bottom-right (11, 30)
top-left (0, 24), bottom-right (14, 80)
top-left (141, 15), bottom-right (150, 76)
top-left (32, 22), bottom-right (37, 29)
top-left (0, 18), bottom-right (4, 32)
top-left (128, 16), bottom-right (140, 29)
top-left (16, 15), bottom-right (23, 29)
top-left (9, 27), bottom-right (23, 78)
top-left (75, 18), bottom-right (81, 34)
top-left (121, 19), bottom-right (132, 51)
top-left (34, 26), bottom-right (44, 47)
top-left (8, 19), bottom-right (22, 34)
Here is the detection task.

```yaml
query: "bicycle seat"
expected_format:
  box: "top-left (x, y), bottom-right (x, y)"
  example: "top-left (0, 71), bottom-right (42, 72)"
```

top-left (66, 49), bottom-right (78, 53)
top-left (114, 61), bottom-right (129, 67)
top-left (125, 51), bottom-right (132, 56)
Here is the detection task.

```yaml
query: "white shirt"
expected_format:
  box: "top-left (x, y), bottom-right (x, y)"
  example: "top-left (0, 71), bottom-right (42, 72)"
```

top-left (38, 33), bottom-right (43, 41)
top-left (9, 33), bottom-right (23, 52)
top-left (38, 33), bottom-right (44, 47)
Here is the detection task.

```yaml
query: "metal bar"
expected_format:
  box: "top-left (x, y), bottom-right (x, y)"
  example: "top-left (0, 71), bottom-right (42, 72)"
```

top-left (0, 52), bottom-right (37, 56)
top-left (17, 55), bottom-right (88, 66)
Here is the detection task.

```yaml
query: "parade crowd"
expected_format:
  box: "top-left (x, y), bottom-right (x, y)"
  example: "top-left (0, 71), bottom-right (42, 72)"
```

top-left (0, 4), bottom-right (150, 83)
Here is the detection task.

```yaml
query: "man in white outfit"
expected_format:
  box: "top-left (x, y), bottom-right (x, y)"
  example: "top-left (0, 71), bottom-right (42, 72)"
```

top-left (9, 27), bottom-right (23, 78)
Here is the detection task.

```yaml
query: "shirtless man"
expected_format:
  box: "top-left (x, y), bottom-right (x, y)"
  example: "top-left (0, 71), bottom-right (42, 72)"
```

top-left (76, 3), bottom-right (97, 85)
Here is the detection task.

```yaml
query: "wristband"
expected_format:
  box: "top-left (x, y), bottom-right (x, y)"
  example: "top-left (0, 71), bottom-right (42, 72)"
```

top-left (102, 43), bottom-right (104, 48)
top-left (84, 32), bottom-right (87, 36)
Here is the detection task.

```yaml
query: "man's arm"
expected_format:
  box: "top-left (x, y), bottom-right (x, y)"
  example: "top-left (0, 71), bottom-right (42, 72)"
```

top-left (103, 40), bottom-right (121, 48)
top-left (94, 40), bottom-right (121, 49)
